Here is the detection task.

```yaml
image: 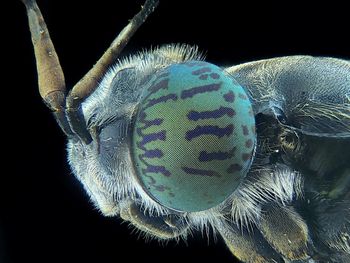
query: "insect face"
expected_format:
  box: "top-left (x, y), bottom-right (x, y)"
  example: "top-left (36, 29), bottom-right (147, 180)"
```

top-left (132, 61), bottom-right (256, 212)
top-left (21, 0), bottom-right (350, 261)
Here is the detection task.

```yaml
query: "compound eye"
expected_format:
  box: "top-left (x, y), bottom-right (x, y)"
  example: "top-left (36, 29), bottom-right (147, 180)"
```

top-left (131, 61), bottom-right (256, 212)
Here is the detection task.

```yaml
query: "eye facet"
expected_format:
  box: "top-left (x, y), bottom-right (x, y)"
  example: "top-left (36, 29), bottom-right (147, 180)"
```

top-left (131, 61), bottom-right (256, 212)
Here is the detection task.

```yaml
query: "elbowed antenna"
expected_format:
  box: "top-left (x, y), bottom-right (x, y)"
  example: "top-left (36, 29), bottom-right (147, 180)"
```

top-left (65, 0), bottom-right (160, 143)
top-left (22, 0), bottom-right (160, 143)
top-left (21, 0), bottom-right (73, 136)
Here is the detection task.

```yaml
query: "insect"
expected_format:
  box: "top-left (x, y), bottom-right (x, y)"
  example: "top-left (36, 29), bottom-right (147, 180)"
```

top-left (21, 0), bottom-right (350, 262)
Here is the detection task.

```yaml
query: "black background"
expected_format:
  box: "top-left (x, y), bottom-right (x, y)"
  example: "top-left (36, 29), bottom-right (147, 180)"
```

top-left (2, 1), bottom-right (349, 263)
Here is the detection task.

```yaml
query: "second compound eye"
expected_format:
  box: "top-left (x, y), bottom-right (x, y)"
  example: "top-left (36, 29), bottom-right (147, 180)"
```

top-left (97, 118), bottom-right (129, 167)
top-left (131, 61), bottom-right (256, 212)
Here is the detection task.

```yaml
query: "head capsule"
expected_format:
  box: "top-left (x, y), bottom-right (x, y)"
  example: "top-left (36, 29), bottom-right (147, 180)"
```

top-left (131, 61), bottom-right (256, 212)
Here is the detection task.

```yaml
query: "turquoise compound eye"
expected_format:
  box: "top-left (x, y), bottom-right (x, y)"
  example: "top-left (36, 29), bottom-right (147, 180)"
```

top-left (132, 61), bottom-right (256, 212)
